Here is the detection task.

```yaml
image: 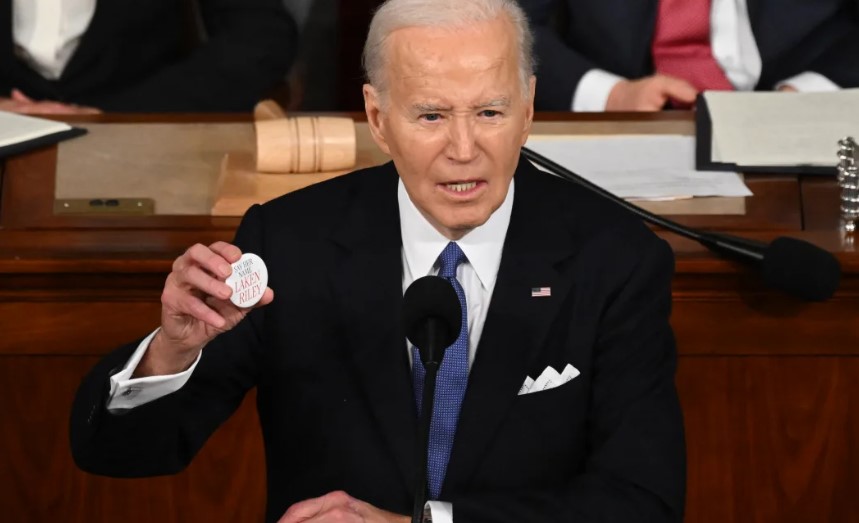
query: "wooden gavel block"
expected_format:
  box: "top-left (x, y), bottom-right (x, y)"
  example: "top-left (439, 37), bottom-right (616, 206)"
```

top-left (254, 100), bottom-right (357, 174)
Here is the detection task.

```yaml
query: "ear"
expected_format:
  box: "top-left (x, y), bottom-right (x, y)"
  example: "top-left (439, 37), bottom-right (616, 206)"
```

top-left (363, 84), bottom-right (391, 155)
top-left (519, 75), bottom-right (537, 146)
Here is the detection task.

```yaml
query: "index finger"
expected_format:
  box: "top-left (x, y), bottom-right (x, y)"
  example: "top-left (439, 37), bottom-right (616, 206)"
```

top-left (183, 243), bottom-right (233, 279)
top-left (209, 241), bottom-right (243, 265)
top-left (278, 491), bottom-right (356, 523)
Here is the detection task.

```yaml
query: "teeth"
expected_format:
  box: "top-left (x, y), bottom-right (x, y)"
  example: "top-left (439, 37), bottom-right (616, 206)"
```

top-left (446, 181), bottom-right (477, 192)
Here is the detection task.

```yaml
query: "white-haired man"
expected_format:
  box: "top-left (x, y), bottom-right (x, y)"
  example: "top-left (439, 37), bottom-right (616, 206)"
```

top-left (71, 1), bottom-right (685, 521)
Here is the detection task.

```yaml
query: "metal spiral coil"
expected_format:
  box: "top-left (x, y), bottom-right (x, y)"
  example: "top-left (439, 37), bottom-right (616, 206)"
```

top-left (838, 137), bottom-right (858, 232)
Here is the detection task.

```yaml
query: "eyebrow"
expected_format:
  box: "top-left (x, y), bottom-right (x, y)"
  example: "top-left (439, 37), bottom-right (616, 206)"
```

top-left (473, 98), bottom-right (511, 109)
top-left (412, 103), bottom-right (452, 113)
top-left (411, 98), bottom-right (511, 113)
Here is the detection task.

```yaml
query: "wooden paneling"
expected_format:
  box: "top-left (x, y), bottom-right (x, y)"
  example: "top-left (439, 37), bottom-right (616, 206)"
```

top-left (801, 177), bottom-right (850, 231)
top-left (678, 357), bottom-right (859, 523)
top-left (0, 357), bottom-right (266, 523)
top-left (671, 295), bottom-right (859, 356)
top-left (5, 356), bottom-right (857, 522)
top-left (0, 302), bottom-right (161, 355)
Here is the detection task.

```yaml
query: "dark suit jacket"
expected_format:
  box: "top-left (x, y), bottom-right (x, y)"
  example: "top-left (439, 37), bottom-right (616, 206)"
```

top-left (523, 0), bottom-right (859, 109)
top-left (70, 158), bottom-right (686, 522)
top-left (0, 0), bottom-right (296, 112)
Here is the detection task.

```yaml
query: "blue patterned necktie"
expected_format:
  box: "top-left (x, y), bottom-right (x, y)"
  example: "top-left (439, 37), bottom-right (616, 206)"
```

top-left (412, 241), bottom-right (469, 500)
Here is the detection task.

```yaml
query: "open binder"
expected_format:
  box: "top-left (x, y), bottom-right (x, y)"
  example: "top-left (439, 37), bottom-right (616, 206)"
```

top-left (0, 112), bottom-right (87, 159)
top-left (695, 89), bottom-right (859, 176)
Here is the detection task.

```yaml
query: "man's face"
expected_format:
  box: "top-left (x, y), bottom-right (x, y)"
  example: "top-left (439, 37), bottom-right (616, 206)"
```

top-left (363, 14), bottom-right (535, 240)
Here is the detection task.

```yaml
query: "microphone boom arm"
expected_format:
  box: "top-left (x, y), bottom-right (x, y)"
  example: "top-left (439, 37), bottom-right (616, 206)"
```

top-left (520, 146), bottom-right (840, 300)
top-left (520, 147), bottom-right (707, 243)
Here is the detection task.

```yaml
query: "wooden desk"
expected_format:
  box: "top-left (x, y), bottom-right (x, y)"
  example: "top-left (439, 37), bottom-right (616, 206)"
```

top-left (1, 113), bottom-right (856, 522)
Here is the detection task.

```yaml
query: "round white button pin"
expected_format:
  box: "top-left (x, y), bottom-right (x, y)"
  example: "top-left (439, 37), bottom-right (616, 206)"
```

top-left (226, 253), bottom-right (269, 308)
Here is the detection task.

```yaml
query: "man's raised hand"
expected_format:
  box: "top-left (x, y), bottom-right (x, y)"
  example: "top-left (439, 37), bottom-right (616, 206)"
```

top-left (134, 242), bottom-right (274, 377)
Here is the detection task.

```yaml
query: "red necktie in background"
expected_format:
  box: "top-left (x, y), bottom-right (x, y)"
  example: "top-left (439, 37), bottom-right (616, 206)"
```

top-left (651, 0), bottom-right (734, 96)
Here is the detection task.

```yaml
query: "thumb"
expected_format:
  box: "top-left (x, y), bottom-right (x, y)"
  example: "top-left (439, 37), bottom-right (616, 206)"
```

top-left (11, 89), bottom-right (34, 103)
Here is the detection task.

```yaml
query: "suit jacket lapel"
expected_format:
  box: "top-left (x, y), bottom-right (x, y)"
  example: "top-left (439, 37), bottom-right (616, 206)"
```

top-left (61, 0), bottom-right (119, 82)
top-left (329, 163), bottom-right (418, 496)
top-left (0, 1), bottom-right (11, 61)
top-left (442, 159), bottom-right (579, 496)
top-left (641, 0), bottom-right (660, 64)
top-left (745, 0), bottom-right (762, 38)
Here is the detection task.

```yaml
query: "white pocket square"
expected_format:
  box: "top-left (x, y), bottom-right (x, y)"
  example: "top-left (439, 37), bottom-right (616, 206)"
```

top-left (518, 364), bottom-right (580, 395)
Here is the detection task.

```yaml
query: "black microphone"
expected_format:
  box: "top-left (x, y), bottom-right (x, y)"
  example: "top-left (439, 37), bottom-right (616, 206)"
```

top-left (521, 147), bottom-right (841, 301)
top-left (402, 276), bottom-right (462, 523)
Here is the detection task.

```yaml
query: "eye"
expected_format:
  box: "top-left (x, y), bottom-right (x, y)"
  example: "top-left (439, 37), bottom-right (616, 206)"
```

top-left (479, 109), bottom-right (501, 118)
top-left (420, 113), bottom-right (442, 122)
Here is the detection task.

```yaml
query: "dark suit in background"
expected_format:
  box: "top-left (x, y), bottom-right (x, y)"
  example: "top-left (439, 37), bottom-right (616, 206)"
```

top-left (522, 0), bottom-right (859, 110)
top-left (0, 0), bottom-right (296, 112)
top-left (71, 158), bottom-right (685, 522)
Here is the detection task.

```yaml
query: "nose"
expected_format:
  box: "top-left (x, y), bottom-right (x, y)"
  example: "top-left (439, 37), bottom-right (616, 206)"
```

top-left (445, 116), bottom-right (478, 163)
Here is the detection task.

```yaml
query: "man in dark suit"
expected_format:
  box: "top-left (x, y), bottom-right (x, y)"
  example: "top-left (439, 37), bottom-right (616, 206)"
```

top-left (521, 0), bottom-right (859, 111)
top-left (0, 0), bottom-right (296, 113)
top-left (70, 0), bottom-right (685, 521)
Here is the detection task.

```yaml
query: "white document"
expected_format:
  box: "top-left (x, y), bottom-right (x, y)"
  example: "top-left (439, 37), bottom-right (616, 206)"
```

top-left (0, 110), bottom-right (73, 148)
top-left (704, 89), bottom-right (859, 167)
top-left (525, 134), bottom-right (751, 200)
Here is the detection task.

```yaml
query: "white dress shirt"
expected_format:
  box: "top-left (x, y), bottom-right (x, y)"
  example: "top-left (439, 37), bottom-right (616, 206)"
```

top-left (398, 178), bottom-right (513, 522)
top-left (399, 179), bottom-right (513, 370)
top-left (572, 0), bottom-right (840, 111)
top-left (12, 0), bottom-right (96, 80)
top-left (107, 177), bottom-right (516, 522)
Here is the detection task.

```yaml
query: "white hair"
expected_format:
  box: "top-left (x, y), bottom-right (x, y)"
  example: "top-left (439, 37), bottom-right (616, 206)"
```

top-left (362, 0), bottom-right (534, 97)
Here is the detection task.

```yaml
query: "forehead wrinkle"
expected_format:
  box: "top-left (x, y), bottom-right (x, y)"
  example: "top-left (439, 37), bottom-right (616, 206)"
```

top-left (396, 61), bottom-right (517, 108)
top-left (381, 18), bottom-right (525, 106)
top-left (391, 29), bottom-right (510, 75)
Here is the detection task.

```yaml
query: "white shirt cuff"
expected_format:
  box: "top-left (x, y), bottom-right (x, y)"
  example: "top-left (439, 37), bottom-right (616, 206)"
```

top-left (106, 328), bottom-right (202, 411)
top-left (775, 71), bottom-right (840, 92)
top-left (572, 69), bottom-right (626, 112)
top-left (426, 501), bottom-right (453, 522)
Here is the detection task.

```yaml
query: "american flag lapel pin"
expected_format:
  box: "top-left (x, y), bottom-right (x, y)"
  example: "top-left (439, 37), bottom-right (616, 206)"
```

top-left (531, 287), bottom-right (551, 297)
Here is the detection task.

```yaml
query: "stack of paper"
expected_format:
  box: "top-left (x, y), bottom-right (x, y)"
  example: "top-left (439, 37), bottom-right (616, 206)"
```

top-left (697, 89), bottom-right (859, 173)
top-left (524, 134), bottom-right (752, 200)
top-left (0, 111), bottom-right (85, 158)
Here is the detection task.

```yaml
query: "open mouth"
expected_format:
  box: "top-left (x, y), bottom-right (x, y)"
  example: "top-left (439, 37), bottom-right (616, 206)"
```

top-left (436, 178), bottom-right (487, 200)
top-left (445, 181), bottom-right (478, 192)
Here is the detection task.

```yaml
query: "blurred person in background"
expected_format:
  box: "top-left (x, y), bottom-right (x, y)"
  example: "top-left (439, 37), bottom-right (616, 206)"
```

top-left (520, 0), bottom-right (859, 111)
top-left (0, 0), bottom-right (297, 113)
